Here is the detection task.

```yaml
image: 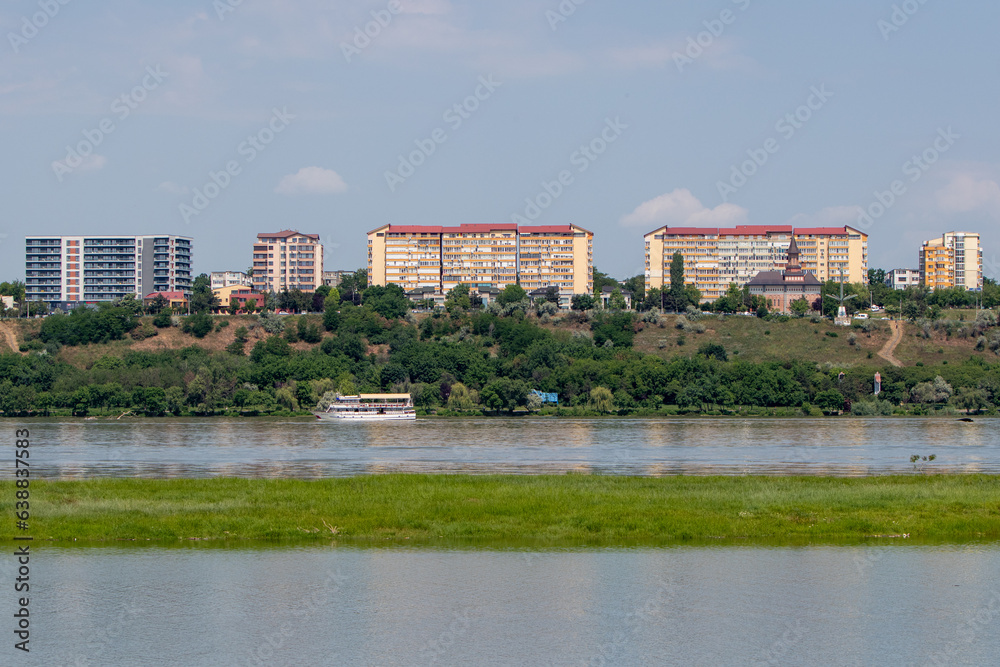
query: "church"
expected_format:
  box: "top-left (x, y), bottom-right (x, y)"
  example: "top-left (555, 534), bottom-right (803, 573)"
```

top-left (746, 238), bottom-right (822, 314)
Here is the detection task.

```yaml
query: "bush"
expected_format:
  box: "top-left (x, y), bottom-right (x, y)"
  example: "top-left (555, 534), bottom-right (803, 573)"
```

top-left (182, 312), bottom-right (213, 339)
top-left (152, 310), bottom-right (173, 328)
top-left (259, 311), bottom-right (285, 334)
top-left (130, 322), bottom-right (158, 341)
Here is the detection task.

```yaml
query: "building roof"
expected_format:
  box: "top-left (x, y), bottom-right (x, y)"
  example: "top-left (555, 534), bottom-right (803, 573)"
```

top-left (718, 225), bottom-right (794, 236)
top-left (601, 286), bottom-right (633, 296)
top-left (746, 271), bottom-right (822, 287)
top-left (648, 225), bottom-right (866, 238)
top-left (441, 223), bottom-right (518, 234)
top-left (519, 224), bottom-right (594, 235)
top-left (385, 225), bottom-right (444, 234)
top-left (794, 227), bottom-right (850, 236)
top-left (256, 230), bottom-right (320, 240)
top-left (144, 291), bottom-right (187, 300)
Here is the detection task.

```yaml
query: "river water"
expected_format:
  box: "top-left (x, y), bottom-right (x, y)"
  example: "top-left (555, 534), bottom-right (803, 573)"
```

top-left (14, 416), bottom-right (1000, 479)
top-left (9, 544), bottom-right (999, 666)
top-left (7, 418), bottom-right (1000, 665)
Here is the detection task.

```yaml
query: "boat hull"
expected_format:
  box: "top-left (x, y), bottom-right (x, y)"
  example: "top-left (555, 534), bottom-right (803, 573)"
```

top-left (314, 411), bottom-right (416, 421)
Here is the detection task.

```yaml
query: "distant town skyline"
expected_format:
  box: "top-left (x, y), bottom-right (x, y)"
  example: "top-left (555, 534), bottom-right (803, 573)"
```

top-left (2, 1), bottom-right (1000, 281)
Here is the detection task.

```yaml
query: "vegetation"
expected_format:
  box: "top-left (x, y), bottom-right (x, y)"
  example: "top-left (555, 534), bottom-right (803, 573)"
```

top-left (5, 475), bottom-right (998, 544)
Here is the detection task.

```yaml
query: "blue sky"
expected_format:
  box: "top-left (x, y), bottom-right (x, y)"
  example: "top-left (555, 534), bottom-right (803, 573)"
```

top-left (2, 0), bottom-right (999, 281)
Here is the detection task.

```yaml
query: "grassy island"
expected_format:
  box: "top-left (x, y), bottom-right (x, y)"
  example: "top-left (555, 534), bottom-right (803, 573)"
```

top-left (5, 475), bottom-right (999, 545)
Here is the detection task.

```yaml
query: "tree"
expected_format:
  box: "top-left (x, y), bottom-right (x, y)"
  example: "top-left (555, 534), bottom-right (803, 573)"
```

top-left (480, 377), bottom-right (529, 413)
top-left (446, 284), bottom-right (472, 312)
top-left (182, 312), bottom-right (213, 338)
top-left (591, 267), bottom-right (619, 295)
top-left (814, 389), bottom-right (845, 413)
top-left (189, 274), bottom-right (218, 313)
top-left (666, 252), bottom-right (686, 312)
top-left (227, 300), bottom-right (240, 316)
top-left (498, 284), bottom-right (527, 306)
top-left (607, 288), bottom-right (627, 311)
top-left (621, 275), bottom-right (645, 302)
top-left (571, 294), bottom-right (596, 311)
top-left (112, 294), bottom-right (144, 316)
top-left (543, 286), bottom-right (561, 304)
top-left (147, 294), bottom-right (169, 315)
top-left (363, 284), bottom-right (410, 319)
top-left (588, 386), bottom-right (615, 414)
top-left (790, 297), bottom-right (810, 317)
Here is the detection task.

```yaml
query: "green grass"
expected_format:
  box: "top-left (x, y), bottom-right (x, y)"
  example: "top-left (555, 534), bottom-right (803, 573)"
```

top-left (5, 475), bottom-right (999, 545)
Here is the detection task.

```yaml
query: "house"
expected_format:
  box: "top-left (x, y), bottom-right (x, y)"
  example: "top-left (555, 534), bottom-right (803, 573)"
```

top-left (213, 286), bottom-right (265, 312)
top-left (143, 291), bottom-right (189, 311)
top-left (599, 286), bottom-right (633, 309)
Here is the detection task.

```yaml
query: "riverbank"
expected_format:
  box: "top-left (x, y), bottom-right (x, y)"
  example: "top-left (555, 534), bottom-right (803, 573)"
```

top-left (6, 475), bottom-right (998, 544)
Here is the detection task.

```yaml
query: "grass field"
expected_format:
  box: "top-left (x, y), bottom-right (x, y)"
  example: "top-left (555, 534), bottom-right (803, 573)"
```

top-left (5, 475), bottom-right (998, 545)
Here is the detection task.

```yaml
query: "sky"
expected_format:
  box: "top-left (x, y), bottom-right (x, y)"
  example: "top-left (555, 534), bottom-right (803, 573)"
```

top-left (2, 0), bottom-right (1000, 282)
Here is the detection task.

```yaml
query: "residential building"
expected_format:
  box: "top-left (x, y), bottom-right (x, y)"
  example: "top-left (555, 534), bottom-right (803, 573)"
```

top-left (322, 270), bottom-right (356, 288)
top-left (746, 238), bottom-right (823, 314)
top-left (518, 225), bottom-right (594, 305)
top-left (599, 285), bottom-right (633, 309)
top-left (25, 235), bottom-right (192, 308)
top-left (143, 291), bottom-right (189, 311)
top-left (212, 285), bottom-right (264, 311)
top-left (886, 268), bottom-right (921, 291)
top-left (1, 296), bottom-right (14, 310)
top-left (252, 230), bottom-right (324, 293)
top-left (919, 232), bottom-right (983, 291)
top-left (210, 271), bottom-right (252, 289)
top-left (644, 225), bottom-right (868, 301)
top-left (367, 223), bottom-right (593, 304)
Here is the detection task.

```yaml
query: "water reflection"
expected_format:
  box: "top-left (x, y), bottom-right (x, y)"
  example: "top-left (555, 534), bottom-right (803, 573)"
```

top-left (13, 544), bottom-right (1000, 666)
top-left (12, 417), bottom-right (1000, 479)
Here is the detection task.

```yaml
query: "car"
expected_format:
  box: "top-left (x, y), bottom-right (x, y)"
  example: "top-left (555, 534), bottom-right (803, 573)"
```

top-left (853, 313), bottom-right (869, 320)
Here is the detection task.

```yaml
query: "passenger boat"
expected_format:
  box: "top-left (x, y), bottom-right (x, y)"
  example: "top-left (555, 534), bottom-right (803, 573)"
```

top-left (314, 393), bottom-right (416, 421)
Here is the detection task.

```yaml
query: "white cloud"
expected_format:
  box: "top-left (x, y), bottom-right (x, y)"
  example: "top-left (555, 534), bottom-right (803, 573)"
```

top-left (784, 205), bottom-right (863, 228)
top-left (935, 172), bottom-right (1000, 218)
top-left (620, 188), bottom-right (748, 228)
top-left (275, 167), bottom-right (348, 195)
top-left (51, 154), bottom-right (107, 174)
top-left (157, 181), bottom-right (189, 195)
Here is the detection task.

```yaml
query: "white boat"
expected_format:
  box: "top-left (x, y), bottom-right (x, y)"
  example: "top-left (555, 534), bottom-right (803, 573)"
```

top-left (314, 393), bottom-right (416, 421)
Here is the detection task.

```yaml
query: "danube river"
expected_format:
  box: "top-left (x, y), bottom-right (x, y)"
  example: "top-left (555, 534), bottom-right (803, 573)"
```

top-left (10, 544), bottom-right (1000, 666)
top-left (14, 416), bottom-right (1000, 479)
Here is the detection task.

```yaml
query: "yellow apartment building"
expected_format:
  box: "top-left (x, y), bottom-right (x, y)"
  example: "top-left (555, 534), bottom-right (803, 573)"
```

top-left (517, 225), bottom-right (594, 296)
top-left (367, 225), bottom-right (443, 291)
top-left (645, 225), bottom-right (868, 301)
top-left (252, 230), bottom-right (324, 293)
top-left (919, 232), bottom-right (983, 291)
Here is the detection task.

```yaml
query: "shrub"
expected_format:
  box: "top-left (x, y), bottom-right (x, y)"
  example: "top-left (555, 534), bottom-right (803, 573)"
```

top-left (130, 322), bottom-right (158, 341)
top-left (182, 312), bottom-right (213, 339)
top-left (152, 310), bottom-right (172, 328)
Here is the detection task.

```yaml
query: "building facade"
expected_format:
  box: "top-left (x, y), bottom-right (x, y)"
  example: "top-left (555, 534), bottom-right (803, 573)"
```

top-left (886, 268), bottom-right (921, 291)
top-left (210, 271), bottom-right (252, 289)
top-left (919, 232), bottom-right (983, 291)
top-left (252, 230), bottom-right (324, 293)
top-left (212, 285), bottom-right (264, 311)
top-left (644, 225), bottom-right (868, 301)
top-left (25, 235), bottom-right (192, 307)
top-left (367, 224), bottom-right (593, 300)
top-left (746, 238), bottom-right (823, 314)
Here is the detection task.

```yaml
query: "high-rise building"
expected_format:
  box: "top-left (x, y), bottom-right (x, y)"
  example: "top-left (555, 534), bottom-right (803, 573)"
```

top-left (517, 225), bottom-right (594, 296)
top-left (252, 230), bottom-right (324, 293)
top-left (24, 235), bottom-right (192, 308)
top-left (644, 225), bottom-right (868, 301)
top-left (367, 223), bottom-right (594, 299)
top-left (919, 232), bottom-right (983, 291)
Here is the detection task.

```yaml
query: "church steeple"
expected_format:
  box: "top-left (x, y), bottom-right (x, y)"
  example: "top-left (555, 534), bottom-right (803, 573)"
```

top-left (784, 237), bottom-right (804, 277)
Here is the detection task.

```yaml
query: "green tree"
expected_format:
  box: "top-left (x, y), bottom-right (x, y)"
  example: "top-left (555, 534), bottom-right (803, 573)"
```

top-left (227, 300), bottom-right (240, 316)
top-left (498, 284), bottom-right (527, 306)
top-left (182, 312), bottom-right (213, 338)
top-left (190, 274), bottom-right (218, 313)
top-left (591, 267), bottom-right (619, 295)
top-left (571, 294), bottom-right (596, 311)
top-left (608, 288), bottom-right (627, 311)
top-left (814, 389), bottom-right (845, 413)
top-left (667, 252), bottom-right (686, 312)
top-left (588, 386), bottom-right (615, 414)
top-left (480, 377), bottom-right (529, 412)
top-left (446, 284), bottom-right (472, 312)
top-left (790, 297), bottom-right (810, 317)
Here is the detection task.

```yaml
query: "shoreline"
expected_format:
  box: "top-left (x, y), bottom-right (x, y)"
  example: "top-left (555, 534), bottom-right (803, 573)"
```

top-left (6, 475), bottom-right (999, 545)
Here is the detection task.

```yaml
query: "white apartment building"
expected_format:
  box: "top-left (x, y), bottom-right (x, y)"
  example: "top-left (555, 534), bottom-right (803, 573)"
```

top-left (251, 230), bottom-right (324, 293)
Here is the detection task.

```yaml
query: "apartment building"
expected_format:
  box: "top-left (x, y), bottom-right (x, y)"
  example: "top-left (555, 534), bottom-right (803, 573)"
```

top-left (886, 268), bottom-right (921, 291)
top-left (367, 223), bottom-right (593, 298)
top-left (517, 225), bottom-right (594, 296)
top-left (644, 225), bottom-right (868, 301)
top-left (919, 232), bottom-right (983, 291)
top-left (210, 271), bottom-right (252, 289)
top-left (25, 235), bottom-right (192, 307)
top-left (252, 230), bottom-right (324, 293)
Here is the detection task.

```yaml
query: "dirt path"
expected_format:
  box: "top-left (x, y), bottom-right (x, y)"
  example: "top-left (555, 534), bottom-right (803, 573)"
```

top-left (0, 321), bottom-right (20, 354)
top-left (877, 320), bottom-right (904, 367)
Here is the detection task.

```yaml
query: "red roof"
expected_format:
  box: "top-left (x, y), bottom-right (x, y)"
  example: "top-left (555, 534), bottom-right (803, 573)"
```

top-left (256, 230), bottom-right (320, 240)
top-left (657, 227), bottom-right (719, 236)
top-left (519, 225), bottom-right (574, 234)
top-left (441, 223), bottom-right (518, 234)
top-left (719, 226), bottom-right (794, 236)
top-left (793, 227), bottom-right (849, 235)
top-left (386, 226), bottom-right (443, 234)
top-left (144, 291), bottom-right (186, 300)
